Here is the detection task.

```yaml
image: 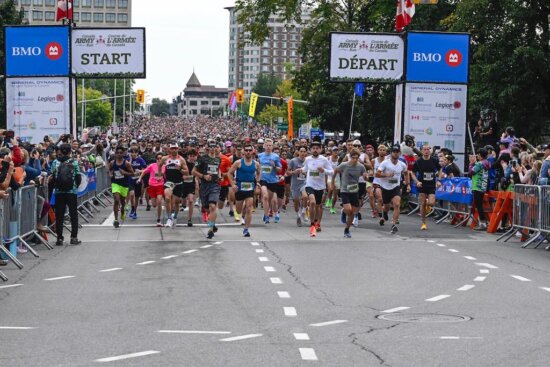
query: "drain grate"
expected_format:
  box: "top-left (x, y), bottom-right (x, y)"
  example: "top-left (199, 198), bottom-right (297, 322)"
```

top-left (377, 313), bottom-right (471, 323)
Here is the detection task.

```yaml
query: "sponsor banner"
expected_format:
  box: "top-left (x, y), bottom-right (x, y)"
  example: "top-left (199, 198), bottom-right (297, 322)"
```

top-left (310, 128), bottom-right (325, 142)
top-left (71, 28), bottom-right (146, 77)
top-left (435, 177), bottom-right (473, 205)
top-left (394, 84), bottom-right (404, 143)
top-left (287, 97), bottom-right (294, 139)
top-left (6, 77), bottom-right (71, 143)
top-left (329, 33), bottom-right (404, 82)
top-left (404, 83), bottom-right (467, 165)
top-left (5, 26), bottom-right (70, 77)
top-left (406, 32), bottom-right (470, 83)
top-left (248, 93), bottom-right (259, 117)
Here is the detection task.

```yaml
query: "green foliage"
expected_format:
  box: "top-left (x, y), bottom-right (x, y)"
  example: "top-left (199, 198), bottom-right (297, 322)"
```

top-left (252, 72), bottom-right (282, 115)
top-left (79, 79), bottom-right (137, 121)
top-left (150, 98), bottom-right (170, 116)
top-left (76, 87), bottom-right (112, 128)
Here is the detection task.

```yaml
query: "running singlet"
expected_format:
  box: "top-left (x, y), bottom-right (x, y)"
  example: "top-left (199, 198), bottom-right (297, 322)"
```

top-left (258, 152), bottom-right (281, 184)
top-left (236, 158), bottom-right (256, 192)
top-left (112, 160), bottom-right (130, 187)
top-left (165, 156), bottom-right (185, 184)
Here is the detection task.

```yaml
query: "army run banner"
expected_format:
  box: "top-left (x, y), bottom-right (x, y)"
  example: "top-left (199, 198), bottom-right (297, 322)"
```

top-left (71, 28), bottom-right (146, 78)
top-left (435, 177), bottom-right (473, 205)
top-left (329, 32), bottom-right (404, 82)
top-left (6, 77), bottom-right (71, 143)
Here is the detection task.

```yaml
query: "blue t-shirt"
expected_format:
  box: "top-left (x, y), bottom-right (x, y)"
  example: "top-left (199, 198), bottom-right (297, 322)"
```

top-left (130, 156), bottom-right (147, 183)
top-left (258, 152), bottom-right (281, 184)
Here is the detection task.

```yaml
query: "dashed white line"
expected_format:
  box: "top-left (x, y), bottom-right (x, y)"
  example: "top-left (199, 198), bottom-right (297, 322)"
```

top-left (463, 256), bottom-right (477, 260)
top-left (437, 243), bottom-right (447, 247)
top-left (158, 330), bottom-right (231, 335)
top-left (251, 242), bottom-right (260, 246)
top-left (277, 291), bottom-right (290, 298)
top-left (440, 336), bottom-right (483, 340)
top-left (99, 268), bottom-right (123, 273)
top-left (264, 266), bottom-right (276, 272)
top-left (44, 276), bottom-right (75, 281)
top-left (258, 257), bottom-right (269, 262)
top-left (255, 249), bottom-right (264, 253)
top-left (0, 284), bottom-right (23, 289)
top-left (457, 285), bottom-right (475, 291)
top-left (299, 348), bottom-right (318, 361)
top-left (161, 255), bottom-right (178, 260)
top-left (426, 295), bottom-right (451, 302)
top-left (219, 334), bottom-right (263, 342)
top-left (95, 350), bottom-right (160, 363)
top-left (440, 336), bottom-right (460, 340)
top-left (214, 241), bottom-right (223, 245)
top-left (474, 276), bottom-right (486, 282)
top-left (510, 275), bottom-right (531, 282)
top-left (284, 307), bottom-right (297, 317)
top-left (448, 249), bottom-right (460, 253)
top-left (182, 249), bottom-right (198, 254)
top-left (0, 326), bottom-right (36, 330)
top-left (381, 307), bottom-right (411, 313)
top-left (294, 333), bottom-right (310, 341)
top-left (480, 269), bottom-right (490, 274)
top-left (200, 245), bottom-right (213, 249)
top-left (310, 320), bottom-right (348, 327)
top-left (427, 240), bottom-right (435, 243)
top-left (475, 263), bottom-right (499, 269)
top-left (137, 261), bottom-right (155, 265)
top-left (540, 287), bottom-right (550, 292)
top-left (270, 277), bottom-right (283, 284)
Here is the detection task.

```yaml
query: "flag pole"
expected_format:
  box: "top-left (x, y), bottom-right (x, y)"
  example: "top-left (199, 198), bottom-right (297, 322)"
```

top-left (348, 92), bottom-right (356, 139)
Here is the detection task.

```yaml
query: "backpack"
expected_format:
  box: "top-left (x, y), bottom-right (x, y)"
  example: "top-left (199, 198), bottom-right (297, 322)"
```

top-left (55, 160), bottom-right (75, 191)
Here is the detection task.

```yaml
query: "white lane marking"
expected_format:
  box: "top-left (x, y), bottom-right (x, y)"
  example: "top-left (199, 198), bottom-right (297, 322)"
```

top-left (278, 291), bottom-right (290, 298)
top-left (457, 285), bottom-right (475, 291)
top-left (436, 243), bottom-right (446, 247)
top-left (475, 263), bottom-right (499, 269)
top-left (95, 350), bottom-right (160, 363)
top-left (448, 249), bottom-right (460, 253)
top-left (162, 255), bottom-right (178, 259)
top-left (251, 242), bottom-right (260, 246)
top-left (182, 249), bottom-right (198, 254)
top-left (200, 245), bottom-right (213, 249)
top-left (137, 261), bottom-right (155, 265)
top-left (214, 241), bottom-right (223, 245)
top-left (310, 320), bottom-right (348, 327)
top-left (44, 276), bottom-right (75, 281)
top-left (284, 307), bottom-right (297, 317)
top-left (294, 333), bottom-right (310, 341)
top-left (299, 348), bottom-right (318, 361)
top-left (158, 330), bottom-right (231, 335)
top-left (440, 336), bottom-right (484, 340)
top-left (219, 334), bottom-right (262, 342)
top-left (0, 326), bottom-right (36, 330)
top-left (427, 240), bottom-right (435, 243)
top-left (264, 266), bottom-right (276, 272)
top-left (258, 257), bottom-right (269, 262)
top-left (99, 268), bottom-right (123, 273)
top-left (270, 277), bottom-right (283, 284)
top-left (463, 256), bottom-right (477, 260)
top-left (480, 269), bottom-right (490, 274)
top-left (540, 287), bottom-right (550, 292)
top-left (0, 284), bottom-right (23, 289)
top-left (510, 275), bottom-right (531, 282)
top-left (474, 276), bottom-right (486, 282)
top-left (426, 295), bottom-right (451, 302)
top-left (381, 307), bottom-right (411, 313)
top-left (100, 212), bottom-right (115, 226)
top-left (440, 336), bottom-right (460, 340)
top-left (255, 249), bottom-right (264, 253)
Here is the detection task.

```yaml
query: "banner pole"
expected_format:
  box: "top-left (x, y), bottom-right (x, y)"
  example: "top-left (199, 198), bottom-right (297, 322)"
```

top-left (348, 92), bottom-right (356, 139)
top-left (467, 122), bottom-right (476, 156)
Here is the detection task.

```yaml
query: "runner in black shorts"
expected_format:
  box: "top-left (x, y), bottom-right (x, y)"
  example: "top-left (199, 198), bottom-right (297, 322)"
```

top-left (182, 149), bottom-right (198, 227)
top-left (411, 145), bottom-right (441, 231)
top-left (161, 143), bottom-right (188, 228)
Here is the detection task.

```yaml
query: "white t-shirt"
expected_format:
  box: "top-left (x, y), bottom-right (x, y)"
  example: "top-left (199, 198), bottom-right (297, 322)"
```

top-left (377, 159), bottom-right (408, 190)
top-left (372, 157), bottom-right (386, 186)
top-left (302, 155), bottom-right (334, 191)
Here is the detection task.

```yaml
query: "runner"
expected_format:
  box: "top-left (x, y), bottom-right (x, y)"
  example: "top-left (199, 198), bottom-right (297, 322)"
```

top-left (258, 139), bottom-right (282, 224)
top-left (372, 145), bottom-right (388, 223)
top-left (181, 148), bottom-right (198, 227)
top-left (137, 153), bottom-right (166, 227)
top-left (192, 140), bottom-right (222, 239)
top-left (300, 141), bottom-right (334, 237)
top-left (365, 144), bottom-right (378, 218)
top-left (217, 143), bottom-right (234, 218)
top-left (128, 148), bottom-right (147, 219)
top-left (273, 146), bottom-right (288, 219)
top-left (160, 143), bottom-right (188, 228)
top-left (334, 148), bottom-right (368, 238)
top-left (375, 145), bottom-right (410, 234)
top-left (227, 142), bottom-right (260, 237)
top-left (325, 146), bottom-right (340, 215)
top-left (342, 140), bottom-right (372, 226)
top-left (411, 145), bottom-right (442, 230)
top-left (287, 146), bottom-right (309, 226)
top-left (109, 146), bottom-right (134, 228)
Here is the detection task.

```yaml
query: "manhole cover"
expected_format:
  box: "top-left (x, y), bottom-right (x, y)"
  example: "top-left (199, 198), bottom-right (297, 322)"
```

top-left (377, 313), bottom-right (471, 323)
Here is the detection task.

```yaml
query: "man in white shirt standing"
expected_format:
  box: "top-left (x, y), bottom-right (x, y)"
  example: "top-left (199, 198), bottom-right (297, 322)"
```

top-left (375, 145), bottom-right (410, 234)
top-left (300, 141), bottom-right (334, 237)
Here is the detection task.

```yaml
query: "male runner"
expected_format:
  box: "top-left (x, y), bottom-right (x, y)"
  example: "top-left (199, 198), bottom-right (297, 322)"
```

top-left (109, 146), bottom-right (134, 228)
top-left (411, 145), bottom-right (442, 230)
top-left (128, 148), bottom-right (146, 219)
top-left (258, 139), bottom-right (282, 224)
top-left (181, 149), bottom-right (198, 227)
top-left (287, 146), bottom-right (309, 226)
top-left (161, 143), bottom-right (189, 228)
top-left (217, 144), bottom-right (234, 217)
top-left (325, 146), bottom-right (340, 215)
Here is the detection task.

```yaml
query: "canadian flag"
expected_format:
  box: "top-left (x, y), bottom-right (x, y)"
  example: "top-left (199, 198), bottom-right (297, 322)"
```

top-left (396, 0), bottom-right (415, 32)
top-left (56, 0), bottom-right (73, 22)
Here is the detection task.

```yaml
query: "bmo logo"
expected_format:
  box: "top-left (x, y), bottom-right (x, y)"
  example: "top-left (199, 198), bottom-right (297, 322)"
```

top-left (45, 42), bottom-right (63, 60)
top-left (12, 46), bottom-right (41, 56)
top-left (412, 53), bottom-right (442, 63)
top-left (445, 50), bottom-right (462, 67)
top-left (12, 42), bottom-right (63, 60)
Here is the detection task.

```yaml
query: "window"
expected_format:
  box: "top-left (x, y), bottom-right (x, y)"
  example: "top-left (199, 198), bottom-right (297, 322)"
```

top-left (23, 10), bottom-right (29, 19)
top-left (93, 13), bottom-right (103, 22)
top-left (106, 0), bottom-right (116, 7)
top-left (21, 0), bottom-right (30, 5)
top-left (45, 11), bottom-right (55, 20)
top-left (212, 101), bottom-right (220, 106)
top-left (190, 101), bottom-right (197, 106)
top-left (81, 0), bottom-right (91, 7)
top-left (201, 101), bottom-right (209, 106)
top-left (94, 0), bottom-right (104, 7)
top-left (118, 0), bottom-right (128, 8)
top-left (81, 12), bottom-right (91, 21)
top-left (192, 110), bottom-right (197, 115)
top-left (33, 0), bottom-right (43, 5)
top-left (32, 10), bottom-right (43, 20)
top-left (45, 0), bottom-right (55, 5)
top-left (73, 12), bottom-right (79, 21)
top-left (105, 13), bottom-right (115, 22)
top-left (117, 13), bottom-right (128, 22)
top-left (73, 0), bottom-right (79, 6)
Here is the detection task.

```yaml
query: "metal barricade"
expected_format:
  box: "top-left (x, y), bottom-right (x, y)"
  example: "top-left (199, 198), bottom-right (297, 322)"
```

top-left (18, 185), bottom-right (53, 254)
top-left (0, 189), bottom-right (24, 270)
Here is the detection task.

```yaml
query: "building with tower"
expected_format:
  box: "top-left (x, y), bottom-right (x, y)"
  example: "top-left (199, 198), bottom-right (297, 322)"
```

top-left (175, 72), bottom-right (229, 117)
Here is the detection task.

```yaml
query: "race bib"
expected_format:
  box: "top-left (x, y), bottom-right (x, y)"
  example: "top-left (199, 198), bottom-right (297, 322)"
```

top-left (183, 175), bottom-right (193, 183)
top-left (261, 165), bottom-right (272, 174)
top-left (389, 178), bottom-right (398, 184)
top-left (240, 182), bottom-right (253, 191)
top-left (165, 181), bottom-right (175, 190)
top-left (297, 172), bottom-right (306, 181)
top-left (207, 164), bottom-right (218, 175)
top-left (310, 170), bottom-right (320, 177)
top-left (114, 170), bottom-right (123, 179)
top-left (347, 184), bottom-right (359, 193)
top-left (423, 172), bottom-right (434, 181)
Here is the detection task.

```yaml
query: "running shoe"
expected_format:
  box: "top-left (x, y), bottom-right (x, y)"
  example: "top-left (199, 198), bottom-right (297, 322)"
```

top-left (344, 229), bottom-right (352, 238)
top-left (165, 218), bottom-right (173, 228)
top-left (357, 212), bottom-right (362, 220)
top-left (390, 224), bottom-right (398, 234)
top-left (234, 212), bottom-right (241, 222)
top-left (121, 212), bottom-right (126, 221)
top-left (263, 215), bottom-right (270, 224)
top-left (17, 245), bottom-right (28, 254)
top-left (241, 217), bottom-right (245, 226)
top-left (297, 216), bottom-right (302, 227)
top-left (171, 218), bottom-right (177, 228)
top-left (372, 210), bottom-right (378, 218)
top-left (156, 219), bottom-right (162, 227)
top-left (325, 199), bottom-right (332, 208)
top-left (274, 213), bottom-right (280, 223)
top-left (309, 225), bottom-right (317, 237)
top-left (243, 228), bottom-right (250, 237)
top-left (305, 207), bottom-right (310, 221)
top-left (314, 221), bottom-right (321, 232)
top-left (379, 218), bottom-right (385, 226)
top-left (213, 225), bottom-right (218, 233)
top-left (207, 230), bottom-right (214, 239)
top-left (352, 216), bottom-right (359, 227)
top-left (146, 204), bottom-right (151, 211)
top-left (113, 220), bottom-right (120, 229)
top-left (229, 210), bottom-right (234, 217)
top-left (383, 211), bottom-right (389, 221)
top-left (341, 210), bottom-right (347, 224)
top-left (187, 219), bottom-right (193, 227)
top-left (202, 210), bottom-right (209, 223)
top-left (421, 222), bottom-right (427, 231)
top-left (330, 208), bottom-right (336, 215)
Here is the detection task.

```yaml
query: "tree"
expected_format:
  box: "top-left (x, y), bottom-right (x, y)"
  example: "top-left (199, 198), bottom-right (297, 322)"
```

top-left (150, 98), bottom-right (170, 116)
top-left (79, 79), bottom-right (136, 123)
top-left (76, 87), bottom-right (112, 128)
top-left (252, 73), bottom-right (282, 116)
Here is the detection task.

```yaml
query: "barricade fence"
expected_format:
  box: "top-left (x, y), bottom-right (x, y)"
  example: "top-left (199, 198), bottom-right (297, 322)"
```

top-left (0, 166), bottom-right (111, 281)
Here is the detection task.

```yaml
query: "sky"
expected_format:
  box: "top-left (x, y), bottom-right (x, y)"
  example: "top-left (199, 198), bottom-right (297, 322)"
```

top-left (132, 0), bottom-right (236, 102)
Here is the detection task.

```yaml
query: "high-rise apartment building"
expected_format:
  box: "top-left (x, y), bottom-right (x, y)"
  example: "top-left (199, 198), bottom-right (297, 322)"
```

top-left (4, 0), bottom-right (132, 26)
top-left (226, 7), bottom-right (310, 96)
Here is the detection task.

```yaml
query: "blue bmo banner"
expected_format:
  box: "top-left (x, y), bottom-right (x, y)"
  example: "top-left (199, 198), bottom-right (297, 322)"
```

top-left (436, 177), bottom-right (473, 205)
top-left (406, 32), bottom-right (470, 84)
top-left (5, 26), bottom-right (70, 77)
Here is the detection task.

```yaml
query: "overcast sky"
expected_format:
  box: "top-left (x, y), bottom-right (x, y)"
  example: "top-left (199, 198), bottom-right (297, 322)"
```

top-left (133, 0), bottom-right (235, 102)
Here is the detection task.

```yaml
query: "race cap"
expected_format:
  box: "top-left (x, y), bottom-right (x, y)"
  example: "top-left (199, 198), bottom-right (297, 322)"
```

top-left (207, 140), bottom-right (217, 148)
top-left (391, 145), bottom-right (401, 152)
top-left (258, 138), bottom-right (264, 144)
top-left (169, 143), bottom-right (179, 148)
top-left (130, 139), bottom-right (138, 145)
top-left (110, 139), bottom-right (118, 145)
top-left (225, 141), bottom-right (232, 147)
top-left (311, 141), bottom-right (322, 147)
top-left (331, 146), bottom-right (339, 151)
top-left (484, 145), bottom-right (495, 151)
top-left (542, 144), bottom-right (550, 150)
top-left (352, 140), bottom-right (361, 146)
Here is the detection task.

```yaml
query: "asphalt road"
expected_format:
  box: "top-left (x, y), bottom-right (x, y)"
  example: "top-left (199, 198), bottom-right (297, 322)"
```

top-left (1, 201), bottom-right (550, 366)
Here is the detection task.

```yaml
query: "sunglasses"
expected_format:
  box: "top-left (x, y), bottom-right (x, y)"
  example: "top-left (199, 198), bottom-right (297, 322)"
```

top-left (353, 145), bottom-right (361, 147)
top-left (244, 149), bottom-right (253, 152)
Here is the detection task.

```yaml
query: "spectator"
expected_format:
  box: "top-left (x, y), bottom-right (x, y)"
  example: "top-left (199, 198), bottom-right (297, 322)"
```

top-left (539, 144), bottom-right (550, 185)
top-left (478, 111), bottom-right (498, 149)
top-left (469, 148), bottom-right (491, 230)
